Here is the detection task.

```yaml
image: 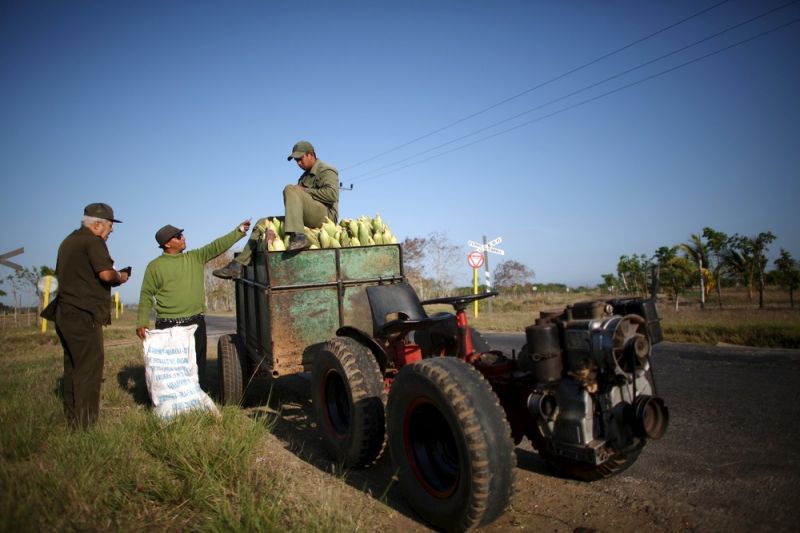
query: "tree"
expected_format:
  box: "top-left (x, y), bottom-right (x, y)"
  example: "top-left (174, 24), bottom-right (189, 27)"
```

top-left (679, 233), bottom-right (712, 307)
top-left (205, 253), bottom-right (236, 312)
top-left (702, 227), bottom-right (730, 308)
top-left (773, 248), bottom-right (800, 308)
top-left (616, 254), bottom-right (651, 297)
top-left (400, 236), bottom-right (429, 299)
top-left (400, 233), bottom-right (459, 299)
top-left (727, 232), bottom-right (776, 308)
top-left (426, 232), bottom-right (459, 298)
top-left (653, 246), bottom-right (694, 310)
top-left (493, 260), bottom-right (535, 295)
top-left (598, 273), bottom-right (619, 293)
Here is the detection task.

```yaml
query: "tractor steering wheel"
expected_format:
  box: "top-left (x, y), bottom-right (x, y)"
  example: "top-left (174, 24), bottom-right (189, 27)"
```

top-left (421, 291), bottom-right (499, 311)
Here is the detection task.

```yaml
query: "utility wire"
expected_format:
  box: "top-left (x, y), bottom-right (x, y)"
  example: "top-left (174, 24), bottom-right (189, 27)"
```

top-left (341, 0), bottom-right (731, 171)
top-left (349, 0), bottom-right (798, 183)
top-left (350, 17), bottom-right (800, 185)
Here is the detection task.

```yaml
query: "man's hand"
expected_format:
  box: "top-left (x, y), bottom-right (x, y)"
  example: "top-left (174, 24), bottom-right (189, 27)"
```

top-left (118, 271), bottom-right (130, 284)
top-left (136, 327), bottom-right (147, 341)
top-left (266, 228), bottom-right (277, 244)
top-left (239, 219), bottom-right (252, 234)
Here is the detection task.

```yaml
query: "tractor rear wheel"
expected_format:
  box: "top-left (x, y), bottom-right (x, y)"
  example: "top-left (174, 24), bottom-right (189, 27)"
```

top-left (217, 334), bottom-right (245, 405)
top-left (387, 357), bottom-right (515, 532)
top-left (311, 337), bottom-right (386, 468)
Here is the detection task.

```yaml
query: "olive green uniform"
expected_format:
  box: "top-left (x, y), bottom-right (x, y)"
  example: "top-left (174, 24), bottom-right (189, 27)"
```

top-left (235, 160), bottom-right (339, 265)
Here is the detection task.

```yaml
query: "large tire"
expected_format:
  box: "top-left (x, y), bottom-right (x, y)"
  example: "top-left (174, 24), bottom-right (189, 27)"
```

top-left (387, 357), bottom-right (515, 532)
top-left (311, 337), bottom-right (386, 468)
top-left (217, 334), bottom-right (244, 405)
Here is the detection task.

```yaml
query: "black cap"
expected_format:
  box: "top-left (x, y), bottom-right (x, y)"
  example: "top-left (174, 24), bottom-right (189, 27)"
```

top-left (84, 202), bottom-right (121, 223)
top-left (155, 224), bottom-right (184, 247)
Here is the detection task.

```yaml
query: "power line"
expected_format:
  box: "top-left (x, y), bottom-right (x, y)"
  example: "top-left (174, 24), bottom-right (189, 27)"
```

top-left (350, 17), bottom-right (800, 185)
top-left (341, 0), bottom-right (732, 172)
top-left (349, 0), bottom-right (799, 183)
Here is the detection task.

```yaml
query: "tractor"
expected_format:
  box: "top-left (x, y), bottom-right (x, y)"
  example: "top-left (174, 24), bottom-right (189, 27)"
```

top-left (219, 242), bottom-right (669, 531)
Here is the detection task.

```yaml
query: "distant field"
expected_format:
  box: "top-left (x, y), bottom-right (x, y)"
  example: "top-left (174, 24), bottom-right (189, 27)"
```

top-left (463, 287), bottom-right (800, 349)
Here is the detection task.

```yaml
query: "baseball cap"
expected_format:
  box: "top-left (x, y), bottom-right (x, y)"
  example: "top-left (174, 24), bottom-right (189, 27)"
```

top-left (155, 224), bottom-right (184, 247)
top-left (287, 140), bottom-right (314, 161)
top-left (84, 203), bottom-right (122, 223)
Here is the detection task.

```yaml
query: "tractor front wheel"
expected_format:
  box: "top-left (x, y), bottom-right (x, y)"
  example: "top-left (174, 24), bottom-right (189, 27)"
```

top-left (386, 357), bottom-right (515, 532)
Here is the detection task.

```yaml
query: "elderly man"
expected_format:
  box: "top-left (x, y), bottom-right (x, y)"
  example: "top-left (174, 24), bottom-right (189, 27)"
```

top-left (136, 220), bottom-right (250, 390)
top-left (213, 140), bottom-right (338, 279)
top-left (46, 203), bottom-right (130, 428)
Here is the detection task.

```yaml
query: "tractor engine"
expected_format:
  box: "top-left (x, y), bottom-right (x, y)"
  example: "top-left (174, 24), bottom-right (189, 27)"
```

top-left (518, 298), bottom-right (669, 469)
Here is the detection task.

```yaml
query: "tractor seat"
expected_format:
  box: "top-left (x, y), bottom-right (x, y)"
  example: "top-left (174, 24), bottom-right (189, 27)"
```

top-left (366, 283), bottom-right (453, 339)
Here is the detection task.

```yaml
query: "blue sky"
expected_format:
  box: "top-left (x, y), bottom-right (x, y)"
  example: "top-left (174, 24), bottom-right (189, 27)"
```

top-left (1, 0), bottom-right (798, 306)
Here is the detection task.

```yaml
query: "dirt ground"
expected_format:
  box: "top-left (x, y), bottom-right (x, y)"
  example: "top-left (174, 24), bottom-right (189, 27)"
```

top-left (242, 373), bottom-right (696, 533)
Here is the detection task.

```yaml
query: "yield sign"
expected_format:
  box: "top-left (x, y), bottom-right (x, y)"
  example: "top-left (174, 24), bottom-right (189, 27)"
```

top-left (467, 251), bottom-right (484, 269)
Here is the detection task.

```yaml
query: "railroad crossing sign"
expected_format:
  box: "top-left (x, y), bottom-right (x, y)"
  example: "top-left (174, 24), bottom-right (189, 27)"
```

top-left (467, 251), bottom-right (484, 269)
top-left (467, 237), bottom-right (504, 256)
top-left (0, 248), bottom-right (24, 271)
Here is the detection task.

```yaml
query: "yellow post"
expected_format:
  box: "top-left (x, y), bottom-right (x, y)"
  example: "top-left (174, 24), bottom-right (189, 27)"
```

top-left (473, 268), bottom-right (479, 318)
top-left (114, 291), bottom-right (120, 319)
top-left (41, 275), bottom-right (52, 334)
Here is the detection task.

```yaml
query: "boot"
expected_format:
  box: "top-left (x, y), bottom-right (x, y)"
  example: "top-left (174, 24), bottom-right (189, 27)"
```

top-left (212, 260), bottom-right (242, 280)
top-left (287, 233), bottom-right (310, 251)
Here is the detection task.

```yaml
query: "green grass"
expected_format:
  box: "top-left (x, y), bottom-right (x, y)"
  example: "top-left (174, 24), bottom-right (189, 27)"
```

top-left (0, 318), bottom-right (366, 533)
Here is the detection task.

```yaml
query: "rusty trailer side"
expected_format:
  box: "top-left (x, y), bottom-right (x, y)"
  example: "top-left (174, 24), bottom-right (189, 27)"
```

top-left (234, 243), bottom-right (403, 376)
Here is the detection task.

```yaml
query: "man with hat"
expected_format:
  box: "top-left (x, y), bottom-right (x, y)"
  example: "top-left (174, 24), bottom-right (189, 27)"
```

top-left (136, 219), bottom-right (250, 391)
top-left (213, 140), bottom-right (339, 279)
top-left (46, 202), bottom-right (130, 428)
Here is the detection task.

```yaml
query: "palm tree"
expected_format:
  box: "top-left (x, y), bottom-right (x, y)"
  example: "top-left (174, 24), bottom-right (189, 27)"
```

top-left (679, 233), bottom-right (712, 307)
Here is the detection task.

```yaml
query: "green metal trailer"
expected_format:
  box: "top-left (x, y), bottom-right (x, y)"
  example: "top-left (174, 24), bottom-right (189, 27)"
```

top-left (217, 241), bottom-right (404, 403)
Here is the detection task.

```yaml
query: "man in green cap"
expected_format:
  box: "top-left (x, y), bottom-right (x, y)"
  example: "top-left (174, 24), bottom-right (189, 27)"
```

top-left (45, 202), bottom-right (130, 428)
top-left (213, 140), bottom-right (339, 279)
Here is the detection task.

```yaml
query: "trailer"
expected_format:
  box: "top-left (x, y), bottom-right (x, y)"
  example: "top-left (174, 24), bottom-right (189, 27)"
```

top-left (217, 242), bottom-right (404, 402)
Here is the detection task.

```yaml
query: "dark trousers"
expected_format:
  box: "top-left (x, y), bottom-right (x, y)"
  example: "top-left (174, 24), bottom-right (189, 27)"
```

top-left (155, 316), bottom-right (207, 391)
top-left (55, 303), bottom-right (105, 428)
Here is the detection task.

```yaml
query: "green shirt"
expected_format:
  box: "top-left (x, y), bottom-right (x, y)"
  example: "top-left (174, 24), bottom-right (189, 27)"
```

top-left (299, 160), bottom-right (339, 221)
top-left (136, 227), bottom-right (245, 327)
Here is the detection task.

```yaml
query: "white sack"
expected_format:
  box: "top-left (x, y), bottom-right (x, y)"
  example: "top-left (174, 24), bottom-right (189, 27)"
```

top-left (142, 325), bottom-right (219, 420)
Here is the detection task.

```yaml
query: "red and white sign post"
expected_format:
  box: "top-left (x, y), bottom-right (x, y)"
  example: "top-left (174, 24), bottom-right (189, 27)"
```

top-left (467, 251), bottom-right (485, 316)
top-left (467, 236), bottom-right (504, 316)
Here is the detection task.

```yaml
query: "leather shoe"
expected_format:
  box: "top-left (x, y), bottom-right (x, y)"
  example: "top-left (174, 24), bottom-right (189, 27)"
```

top-left (287, 233), bottom-right (310, 251)
top-left (212, 261), bottom-right (242, 280)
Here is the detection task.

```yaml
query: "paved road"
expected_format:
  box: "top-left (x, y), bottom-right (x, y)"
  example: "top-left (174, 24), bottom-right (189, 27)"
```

top-left (205, 315), bottom-right (800, 531)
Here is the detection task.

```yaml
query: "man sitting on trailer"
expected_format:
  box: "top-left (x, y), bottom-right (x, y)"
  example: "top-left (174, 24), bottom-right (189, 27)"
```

top-left (213, 140), bottom-right (339, 279)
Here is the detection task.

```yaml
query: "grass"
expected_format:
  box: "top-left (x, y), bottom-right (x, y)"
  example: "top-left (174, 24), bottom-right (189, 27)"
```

top-left (0, 316), bottom-right (368, 533)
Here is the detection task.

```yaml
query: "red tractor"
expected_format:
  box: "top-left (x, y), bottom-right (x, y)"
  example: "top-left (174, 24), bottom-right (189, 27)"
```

top-left (223, 244), bottom-right (668, 531)
top-left (311, 281), bottom-right (669, 531)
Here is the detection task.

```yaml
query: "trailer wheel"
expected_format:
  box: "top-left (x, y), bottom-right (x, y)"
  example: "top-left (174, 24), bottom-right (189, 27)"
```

top-left (217, 334), bottom-right (244, 405)
top-left (387, 357), bottom-right (515, 532)
top-left (311, 337), bottom-right (386, 468)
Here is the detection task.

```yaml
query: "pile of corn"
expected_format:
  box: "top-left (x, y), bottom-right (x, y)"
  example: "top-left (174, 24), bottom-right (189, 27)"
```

top-left (265, 214), bottom-right (398, 251)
